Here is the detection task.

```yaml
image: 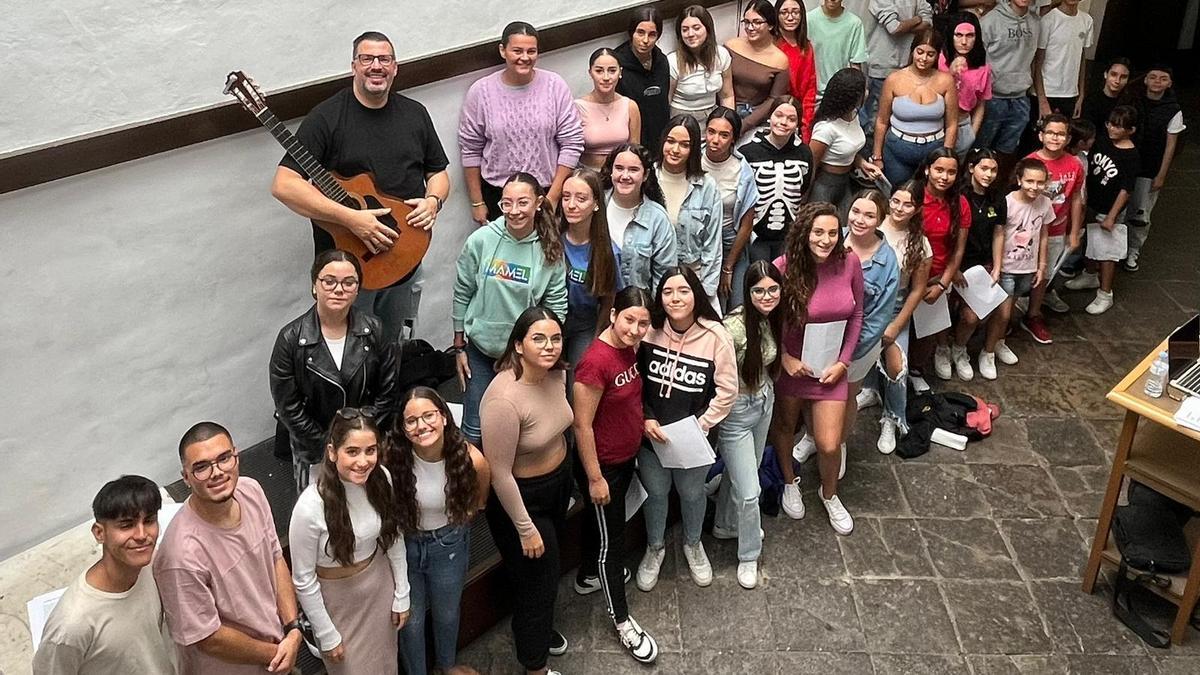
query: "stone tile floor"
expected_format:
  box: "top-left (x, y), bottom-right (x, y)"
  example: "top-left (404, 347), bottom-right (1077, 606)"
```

top-left (458, 131), bottom-right (1200, 673)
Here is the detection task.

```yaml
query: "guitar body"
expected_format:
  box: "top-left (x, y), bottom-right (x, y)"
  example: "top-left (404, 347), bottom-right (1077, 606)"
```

top-left (314, 172), bottom-right (430, 290)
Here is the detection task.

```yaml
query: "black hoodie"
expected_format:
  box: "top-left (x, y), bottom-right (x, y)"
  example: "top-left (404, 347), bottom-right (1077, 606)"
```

top-left (614, 40), bottom-right (670, 148)
top-left (1135, 89), bottom-right (1183, 178)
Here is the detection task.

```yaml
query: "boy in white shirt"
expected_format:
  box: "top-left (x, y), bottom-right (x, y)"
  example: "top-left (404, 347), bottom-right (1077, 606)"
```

top-left (1033, 0), bottom-right (1094, 117)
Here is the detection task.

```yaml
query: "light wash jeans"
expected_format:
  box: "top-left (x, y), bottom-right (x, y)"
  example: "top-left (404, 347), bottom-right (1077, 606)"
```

top-left (400, 524), bottom-right (471, 673)
top-left (865, 297), bottom-right (911, 434)
top-left (638, 444), bottom-right (710, 549)
top-left (715, 383), bottom-right (774, 562)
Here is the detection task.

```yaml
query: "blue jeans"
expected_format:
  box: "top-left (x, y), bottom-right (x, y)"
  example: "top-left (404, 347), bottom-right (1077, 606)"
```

top-left (859, 76), bottom-right (887, 132)
top-left (723, 246), bottom-right (750, 312)
top-left (400, 524), bottom-right (471, 673)
top-left (865, 297), bottom-right (911, 434)
top-left (975, 96), bottom-right (1030, 154)
top-left (354, 265), bottom-right (424, 345)
top-left (955, 116), bottom-right (976, 156)
top-left (461, 343), bottom-right (497, 445)
top-left (883, 131), bottom-right (941, 187)
top-left (715, 384), bottom-right (773, 562)
top-left (638, 445), bottom-right (710, 549)
top-left (564, 306), bottom-right (598, 397)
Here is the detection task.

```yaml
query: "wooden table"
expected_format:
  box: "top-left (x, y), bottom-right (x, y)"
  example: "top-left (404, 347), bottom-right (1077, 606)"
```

top-left (1082, 341), bottom-right (1200, 644)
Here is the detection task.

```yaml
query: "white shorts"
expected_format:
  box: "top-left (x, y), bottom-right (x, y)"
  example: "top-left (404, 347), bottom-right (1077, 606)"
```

top-left (1086, 218), bottom-right (1128, 262)
top-left (848, 340), bottom-right (884, 383)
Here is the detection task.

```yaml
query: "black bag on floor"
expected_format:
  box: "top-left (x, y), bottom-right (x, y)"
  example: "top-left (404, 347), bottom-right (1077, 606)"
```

top-left (397, 339), bottom-right (458, 392)
top-left (1112, 481), bottom-right (1192, 574)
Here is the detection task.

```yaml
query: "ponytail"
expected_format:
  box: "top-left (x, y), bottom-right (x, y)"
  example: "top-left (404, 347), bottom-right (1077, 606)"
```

top-left (504, 172), bottom-right (563, 265)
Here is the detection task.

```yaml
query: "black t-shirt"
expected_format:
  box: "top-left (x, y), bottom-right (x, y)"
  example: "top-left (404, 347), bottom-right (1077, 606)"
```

top-left (1081, 90), bottom-right (1120, 132)
top-left (1086, 134), bottom-right (1139, 215)
top-left (279, 88), bottom-right (450, 253)
top-left (963, 189), bottom-right (1005, 269)
top-left (614, 41), bottom-right (670, 148)
top-left (739, 133), bottom-right (814, 242)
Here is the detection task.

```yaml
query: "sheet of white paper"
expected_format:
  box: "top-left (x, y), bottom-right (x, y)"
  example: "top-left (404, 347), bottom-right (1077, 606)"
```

top-left (913, 292), bottom-right (951, 338)
top-left (955, 266), bottom-right (1009, 321)
top-left (625, 475), bottom-right (648, 522)
top-left (650, 416), bottom-right (715, 469)
top-left (445, 402), bottom-right (463, 426)
top-left (801, 320), bottom-right (847, 375)
top-left (1047, 244), bottom-right (1073, 284)
top-left (1086, 222), bottom-right (1128, 261)
top-left (27, 587), bottom-right (67, 648)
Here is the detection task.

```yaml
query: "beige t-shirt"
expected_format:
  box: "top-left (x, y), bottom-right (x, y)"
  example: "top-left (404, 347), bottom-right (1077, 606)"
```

top-left (657, 166), bottom-right (690, 224)
top-left (33, 567), bottom-right (176, 675)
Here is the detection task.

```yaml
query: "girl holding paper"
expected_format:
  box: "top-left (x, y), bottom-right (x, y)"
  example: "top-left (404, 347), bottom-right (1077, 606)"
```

top-left (950, 149), bottom-right (1013, 381)
top-left (916, 148), bottom-right (970, 382)
top-left (715, 260), bottom-right (784, 590)
top-left (769, 202), bottom-right (864, 535)
top-left (635, 266), bottom-right (738, 592)
top-left (571, 287), bottom-right (660, 664)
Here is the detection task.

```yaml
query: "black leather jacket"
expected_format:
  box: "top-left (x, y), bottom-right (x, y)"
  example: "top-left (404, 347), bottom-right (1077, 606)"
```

top-left (269, 306), bottom-right (398, 463)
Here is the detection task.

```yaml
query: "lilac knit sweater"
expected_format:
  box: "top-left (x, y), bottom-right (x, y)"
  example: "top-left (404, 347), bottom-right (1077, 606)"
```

top-left (458, 69), bottom-right (585, 188)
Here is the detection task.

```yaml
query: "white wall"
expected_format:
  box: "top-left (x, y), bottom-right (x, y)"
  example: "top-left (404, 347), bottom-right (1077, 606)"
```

top-left (0, 2), bottom-right (742, 561)
top-left (0, 0), bottom-right (646, 154)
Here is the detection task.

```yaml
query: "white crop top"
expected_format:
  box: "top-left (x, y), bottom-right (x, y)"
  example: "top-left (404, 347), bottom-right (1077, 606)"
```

top-left (810, 117), bottom-right (866, 168)
top-left (288, 468), bottom-right (410, 650)
top-left (413, 455), bottom-right (451, 531)
top-left (668, 46), bottom-right (732, 112)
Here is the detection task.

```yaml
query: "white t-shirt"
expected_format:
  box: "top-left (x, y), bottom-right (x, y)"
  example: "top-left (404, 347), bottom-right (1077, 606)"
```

top-left (811, 117), bottom-right (867, 167)
top-left (701, 152), bottom-right (741, 231)
top-left (668, 46), bottom-right (732, 112)
top-left (325, 335), bottom-right (346, 370)
top-left (1037, 8), bottom-right (1094, 98)
top-left (607, 200), bottom-right (638, 249)
top-left (33, 568), bottom-right (176, 675)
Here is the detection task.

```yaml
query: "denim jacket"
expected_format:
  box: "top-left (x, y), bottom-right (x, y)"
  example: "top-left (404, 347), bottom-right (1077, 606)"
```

top-left (672, 174), bottom-right (724, 297)
top-left (608, 192), bottom-right (678, 292)
top-left (851, 232), bottom-right (900, 361)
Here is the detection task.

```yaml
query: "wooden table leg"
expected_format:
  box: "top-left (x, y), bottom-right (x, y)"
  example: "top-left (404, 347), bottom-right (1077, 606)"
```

top-left (1170, 534), bottom-right (1200, 644)
top-left (1083, 411), bottom-right (1140, 594)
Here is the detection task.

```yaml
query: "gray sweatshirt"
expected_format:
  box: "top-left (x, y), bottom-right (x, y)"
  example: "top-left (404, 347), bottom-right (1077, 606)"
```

top-left (865, 0), bottom-right (933, 79)
top-left (980, 1), bottom-right (1041, 97)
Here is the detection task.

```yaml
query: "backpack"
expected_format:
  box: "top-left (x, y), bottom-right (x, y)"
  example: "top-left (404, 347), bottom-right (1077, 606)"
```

top-left (1112, 481), bottom-right (1192, 574)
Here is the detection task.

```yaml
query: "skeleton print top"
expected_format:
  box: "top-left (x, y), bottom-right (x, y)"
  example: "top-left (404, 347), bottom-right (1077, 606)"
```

top-left (738, 129), bottom-right (813, 242)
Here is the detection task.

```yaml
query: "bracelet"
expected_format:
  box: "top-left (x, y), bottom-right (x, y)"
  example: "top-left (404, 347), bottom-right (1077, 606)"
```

top-left (470, 201), bottom-right (485, 208)
top-left (282, 619), bottom-right (302, 635)
top-left (722, 268), bottom-right (733, 274)
top-left (934, 280), bottom-right (947, 290)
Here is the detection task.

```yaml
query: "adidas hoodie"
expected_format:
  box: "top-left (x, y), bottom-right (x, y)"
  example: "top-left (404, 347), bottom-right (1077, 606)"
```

top-left (453, 217), bottom-right (568, 358)
top-left (638, 317), bottom-right (739, 432)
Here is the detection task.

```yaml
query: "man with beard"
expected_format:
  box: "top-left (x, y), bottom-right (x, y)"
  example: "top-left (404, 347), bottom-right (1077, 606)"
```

top-left (154, 422), bottom-right (302, 675)
top-left (272, 31), bottom-right (450, 345)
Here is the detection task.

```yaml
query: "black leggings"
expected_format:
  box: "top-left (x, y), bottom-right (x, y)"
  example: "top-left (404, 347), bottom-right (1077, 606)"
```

top-left (485, 458), bottom-right (572, 671)
top-left (575, 458), bottom-right (635, 624)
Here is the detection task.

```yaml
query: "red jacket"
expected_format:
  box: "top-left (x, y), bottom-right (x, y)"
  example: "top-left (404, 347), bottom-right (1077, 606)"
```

top-left (778, 39), bottom-right (817, 143)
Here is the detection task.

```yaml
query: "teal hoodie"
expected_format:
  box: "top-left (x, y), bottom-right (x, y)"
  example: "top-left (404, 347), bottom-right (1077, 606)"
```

top-left (453, 217), bottom-right (568, 358)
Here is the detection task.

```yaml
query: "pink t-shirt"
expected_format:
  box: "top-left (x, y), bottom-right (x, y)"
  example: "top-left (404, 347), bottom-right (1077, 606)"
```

top-left (1002, 192), bottom-right (1056, 274)
top-left (938, 54), bottom-right (992, 112)
top-left (153, 478), bottom-right (284, 675)
top-left (1026, 151), bottom-right (1084, 238)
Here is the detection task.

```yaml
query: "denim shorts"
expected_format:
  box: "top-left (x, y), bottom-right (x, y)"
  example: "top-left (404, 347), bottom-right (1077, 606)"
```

top-left (999, 272), bottom-right (1035, 297)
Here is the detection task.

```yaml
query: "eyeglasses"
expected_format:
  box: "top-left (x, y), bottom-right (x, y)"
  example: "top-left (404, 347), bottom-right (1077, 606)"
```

top-left (337, 407), bottom-right (377, 420)
top-left (1041, 129), bottom-right (1068, 138)
top-left (356, 54), bottom-right (395, 66)
top-left (499, 198), bottom-right (535, 212)
top-left (529, 334), bottom-right (564, 349)
top-left (403, 410), bottom-right (441, 430)
top-left (189, 449), bottom-right (239, 481)
top-left (317, 276), bottom-right (360, 292)
top-left (750, 285), bottom-right (782, 298)
top-left (741, 18), bottom-right (768, 28)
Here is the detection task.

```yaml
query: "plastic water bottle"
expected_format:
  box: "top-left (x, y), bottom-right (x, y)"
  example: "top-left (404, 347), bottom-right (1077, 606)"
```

top-left (1144, 351), bottom-right (1169, 398)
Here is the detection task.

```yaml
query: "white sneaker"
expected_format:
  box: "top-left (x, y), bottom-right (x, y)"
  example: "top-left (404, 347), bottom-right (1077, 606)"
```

top-left (994, 340), bottom-right (1019, 365)
top-left (877, 418), bottom-right (897, 454)
top-left (636, 547), bottom-right (666, 592)
top-left (933, 345), bottom-right (952, 380)
top-left (856, 387), bottom-right (881, 411)
top-left (1045, 289), bottom-right (1070, 314)
top-left (1123, 251), bottom-right (1140, 272)
top-left (737, 561), bottom-right (759, 589)
top-left (1086, 290), bottom-right (1114, 315)
top-left (792, 433), bottom-right (816, 464)
top-left (951, 345), bottom-right (974, 381)
top-left (711, 524), bottom-right (737, 540)
top-left (978, 351), bottom-right (997, 380)
top-left (782, 477), bottom-right (805, 519)
top-left (682, 542), bottom-right (712, 587)
top-left (1065, 271), bottom-right (1100, 290)
top-left (616, 616), bottom-right (658, 664)
top-left (820, 489), bottom-right (854, 535)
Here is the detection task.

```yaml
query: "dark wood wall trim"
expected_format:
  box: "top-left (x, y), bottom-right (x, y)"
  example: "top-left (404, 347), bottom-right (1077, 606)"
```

top-left (0, 0), bottom-right (727, 196)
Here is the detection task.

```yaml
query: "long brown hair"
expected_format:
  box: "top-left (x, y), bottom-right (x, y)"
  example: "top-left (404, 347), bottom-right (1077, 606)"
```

top-left (781, 202), bottom-right (845, 326)
top-left (558, 167), bottom-right (617, 297)
top-left (675, 5), bottom-right (719, 75)
top-left (504, 172), bottom-right (563, 265)
top-left (386, 388), bottom-right (479, 531)
top-left (735, 260), bottom-right (784, 390)
top-left (318, 409), bottom-right (400, 566)
top-left (774, 0), bottom-right (809, 49)
top-left (890, 179), bottom-right (928, 280)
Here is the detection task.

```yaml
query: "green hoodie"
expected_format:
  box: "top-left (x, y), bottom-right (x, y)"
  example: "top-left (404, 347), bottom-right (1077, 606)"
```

top-left (453, 217), bottom-right (568, 358)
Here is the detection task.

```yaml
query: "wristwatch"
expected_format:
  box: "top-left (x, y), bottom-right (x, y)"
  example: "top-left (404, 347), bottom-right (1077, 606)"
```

top-left (282, 619), bottom-right (302, 636)
top-left (425, 194), bottom-right (444, 213)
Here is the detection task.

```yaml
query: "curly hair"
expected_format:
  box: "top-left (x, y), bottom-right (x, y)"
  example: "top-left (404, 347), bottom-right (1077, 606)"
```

top-left (781, 202), bottom-right (844, 326)
top-left (889, 179), bottom-right (928, 280)
top-left (318, 409), bottom-right (400, 566)
top-left (814, 68), bottom-right (866, 125)
top-left (385, 388), bottom-right (479, 532)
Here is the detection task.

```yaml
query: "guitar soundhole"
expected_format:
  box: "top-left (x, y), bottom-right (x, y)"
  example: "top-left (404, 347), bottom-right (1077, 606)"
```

top-left (358, 195), bottom-right (400, 262)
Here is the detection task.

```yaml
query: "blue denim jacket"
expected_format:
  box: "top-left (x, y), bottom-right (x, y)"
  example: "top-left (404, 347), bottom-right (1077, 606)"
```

top-left (851, 232), bottom-right (900, 361)
top-left (608, 192), bottom-right (678, 292)
top-left (672, 174), bottom-right (724, 297)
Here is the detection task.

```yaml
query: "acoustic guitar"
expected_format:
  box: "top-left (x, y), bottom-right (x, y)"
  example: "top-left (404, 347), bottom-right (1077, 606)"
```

top-left (224, 71), bottom-right (430, 289)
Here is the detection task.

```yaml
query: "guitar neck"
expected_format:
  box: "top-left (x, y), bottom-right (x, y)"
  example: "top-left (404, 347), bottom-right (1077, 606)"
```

top-left (256, 110), bottom-right (350, 204)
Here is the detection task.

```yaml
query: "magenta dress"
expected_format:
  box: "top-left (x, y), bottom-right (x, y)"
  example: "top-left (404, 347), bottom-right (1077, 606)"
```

top-left (773, 253), bottom-right (864, 401)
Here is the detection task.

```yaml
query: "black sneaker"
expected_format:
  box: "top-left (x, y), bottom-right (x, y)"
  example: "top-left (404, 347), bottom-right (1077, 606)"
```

top-left (573, 567), bottom-right (632, 595)
top-left (617, 616), bottom-right (659, 664)
top-left (549, 629), bottom-right (568, 656)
